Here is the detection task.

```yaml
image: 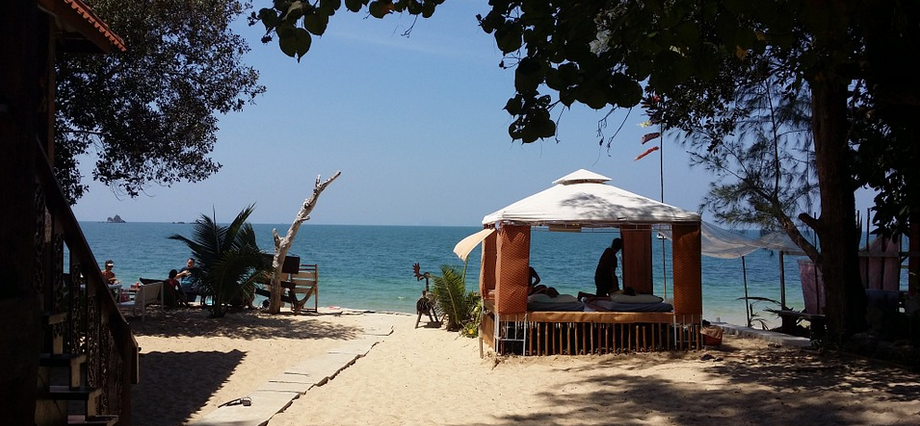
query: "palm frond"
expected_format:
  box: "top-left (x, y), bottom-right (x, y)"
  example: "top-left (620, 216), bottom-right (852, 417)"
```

top-left (431, 264), bottom-right (479, 331)
top-left (169, 205), bottom-right (270, 317)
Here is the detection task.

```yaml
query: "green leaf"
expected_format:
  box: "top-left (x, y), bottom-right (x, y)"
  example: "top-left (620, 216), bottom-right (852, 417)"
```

top-left (478, 10), bottom-right (502, 34)
top-left (407, 0), bottom-right (422, 15)
top-left (318, 0), bottom-right (341, 15)
top-left (303, 12), bottom-right (329, 35)
top-left (559, 87), bottom-right (576, 107)
top-left (258, 8), bottom-right (279, 30)
top-left (495, 24), bottom-right (523, 54)
top-left (276, 21), bottom-right (296, 38)
top-left (279, 27), bottom-right (312, 59)
top-left (544, 67), bottom-right (562, 90)
top-left (609, 73), bottom-right (642, 107)
top-left (345, 0), bottom-right (363, 12)
top-left (576, 85), bottom-right (608, 109)
top-left (514, 57), bottom-right (543, 93)
top-left (536, 114), bottom-right (556, 138)
top-left (421, 1), bottom-right (436, 18)
top-left (504, 96), bottom-right (523, 116)
top-left (368, 0), bottom-right (393, 18)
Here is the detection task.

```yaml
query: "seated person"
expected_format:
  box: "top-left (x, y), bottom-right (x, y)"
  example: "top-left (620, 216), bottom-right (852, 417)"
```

top-left (527, 268), bottom-right (561, 298)
top-left (527, 267), bottom-right (541, 293)
top-left (101, 259), bottom-right (118, 284)
top-left (177, 258), bottom-right (204, 305)
top-left (525, 269), bottom-right (583, 311)
top-left (163, 269), bottom-right (189, 308)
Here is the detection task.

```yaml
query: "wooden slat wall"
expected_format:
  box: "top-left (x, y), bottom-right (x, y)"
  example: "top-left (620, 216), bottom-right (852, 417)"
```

top-left (621, 225), bottom-right (653, 294)
top-left (672, 223), bottom-right (703, 316)
top-left (495, 225), bottom-right (530, 314)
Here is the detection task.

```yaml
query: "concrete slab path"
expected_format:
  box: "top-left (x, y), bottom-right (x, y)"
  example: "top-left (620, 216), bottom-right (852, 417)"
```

top-left (192, 312), bottom-right (401, 426)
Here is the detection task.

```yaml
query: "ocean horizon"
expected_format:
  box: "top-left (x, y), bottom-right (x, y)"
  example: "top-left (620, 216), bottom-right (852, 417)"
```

top-left (75, 221), bottom-right (906, 328)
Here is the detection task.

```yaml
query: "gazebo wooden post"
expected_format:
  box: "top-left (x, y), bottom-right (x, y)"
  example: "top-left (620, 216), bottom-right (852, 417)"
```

top-left (671, 222), bottom-right (703, 316)
top-left (494, 225), bottom-right (530, 314)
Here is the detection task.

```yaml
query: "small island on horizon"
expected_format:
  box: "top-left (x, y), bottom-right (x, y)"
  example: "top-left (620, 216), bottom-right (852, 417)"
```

top-left (105, 214), bottom-right (126, 223)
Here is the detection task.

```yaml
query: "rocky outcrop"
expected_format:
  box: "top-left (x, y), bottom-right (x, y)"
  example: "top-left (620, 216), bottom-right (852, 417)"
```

top-left (105, 214), bottom-right (126, 223)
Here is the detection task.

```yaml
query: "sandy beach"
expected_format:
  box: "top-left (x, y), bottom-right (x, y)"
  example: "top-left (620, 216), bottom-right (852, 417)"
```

top-left (130, 308), bottom-right (920, 426)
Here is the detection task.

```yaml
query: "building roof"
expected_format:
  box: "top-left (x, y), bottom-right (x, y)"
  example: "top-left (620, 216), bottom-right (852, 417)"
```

top-left (38, 0), bottom-right (126, 53)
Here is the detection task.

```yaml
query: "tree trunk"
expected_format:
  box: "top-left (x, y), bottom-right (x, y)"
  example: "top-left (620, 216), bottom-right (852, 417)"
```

top-left (268, 172), bottom-right (341, 314)
top-left (810, 77), bottom-right (866, 340)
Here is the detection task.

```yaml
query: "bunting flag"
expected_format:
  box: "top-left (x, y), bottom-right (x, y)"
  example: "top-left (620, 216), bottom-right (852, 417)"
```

top-left (641, 132), bottom-right (661, 144)
top-left (634, 146), bottom-right (659, 161)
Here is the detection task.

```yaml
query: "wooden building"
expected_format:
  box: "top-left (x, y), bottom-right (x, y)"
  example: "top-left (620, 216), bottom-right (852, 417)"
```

top-left (1, 1), bottom-right (137, 424)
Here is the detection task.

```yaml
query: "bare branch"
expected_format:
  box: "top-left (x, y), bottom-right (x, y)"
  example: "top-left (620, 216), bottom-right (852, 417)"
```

top-left (266, 171), bottom-right (342, 314)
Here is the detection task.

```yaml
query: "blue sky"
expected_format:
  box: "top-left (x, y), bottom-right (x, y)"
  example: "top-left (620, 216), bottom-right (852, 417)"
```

top-left (71, 1), bottom-right (874, 226)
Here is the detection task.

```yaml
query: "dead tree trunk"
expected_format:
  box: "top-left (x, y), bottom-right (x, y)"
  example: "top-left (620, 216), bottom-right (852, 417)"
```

top-left (268, 171), bottom-right (341, 314)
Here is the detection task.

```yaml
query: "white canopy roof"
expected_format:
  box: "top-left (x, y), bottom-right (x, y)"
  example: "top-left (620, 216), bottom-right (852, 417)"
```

top-left (657, 222), bottom-right (806, 259)
top-left (482, 169), bottom-right (701, 226)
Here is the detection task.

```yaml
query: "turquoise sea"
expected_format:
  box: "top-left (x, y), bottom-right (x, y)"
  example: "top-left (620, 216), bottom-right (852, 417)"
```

top-left (76, 222), bottom-right (905, 327)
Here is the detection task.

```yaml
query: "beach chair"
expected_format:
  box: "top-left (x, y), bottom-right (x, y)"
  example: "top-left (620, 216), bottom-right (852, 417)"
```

top-left (118, 281), bottom-right (163, 321)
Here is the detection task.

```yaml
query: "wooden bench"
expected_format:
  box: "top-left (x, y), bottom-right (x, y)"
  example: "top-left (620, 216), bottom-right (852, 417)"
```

top-left (255, 264), bottom-right (318, 313)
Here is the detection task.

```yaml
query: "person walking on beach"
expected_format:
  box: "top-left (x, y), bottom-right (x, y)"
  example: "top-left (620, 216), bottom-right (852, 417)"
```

top-left (594, 238), bottom-right (622, 296)
top-left (101, 259), bottom-right (118, 284)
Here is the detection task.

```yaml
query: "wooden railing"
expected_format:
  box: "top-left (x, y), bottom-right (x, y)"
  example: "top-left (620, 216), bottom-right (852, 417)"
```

top-left (34, 143), bottom-right (138, 425)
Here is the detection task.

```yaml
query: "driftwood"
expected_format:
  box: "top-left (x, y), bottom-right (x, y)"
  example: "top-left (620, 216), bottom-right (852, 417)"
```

top-left (267, 171), bottom-right (341, 314)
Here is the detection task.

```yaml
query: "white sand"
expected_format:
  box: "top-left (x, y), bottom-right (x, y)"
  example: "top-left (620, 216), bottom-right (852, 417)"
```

top-left (129, 308), bottom-right (920, 426)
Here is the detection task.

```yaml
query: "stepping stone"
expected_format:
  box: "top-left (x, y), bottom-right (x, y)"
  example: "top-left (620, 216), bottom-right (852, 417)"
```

top-left (327, 336), bottom-right (383, 356)
top-left (267, 371), bottom-right (316, 385)
top-left (285, 352), bottom-right (359, 381)
top-left (193, 390), bottom-right (300, 426)
top-left (257, 379), bottom-right (314, 394)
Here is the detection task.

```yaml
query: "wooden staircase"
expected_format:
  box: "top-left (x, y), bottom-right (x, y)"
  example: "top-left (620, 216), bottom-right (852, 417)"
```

top-left (37, 313), bottom-right (116, 426)
top-left (30, 145), bottom-right (139, 426)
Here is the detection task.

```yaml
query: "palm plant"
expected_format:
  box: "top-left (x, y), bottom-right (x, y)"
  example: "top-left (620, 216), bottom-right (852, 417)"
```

top-left (169, 204), bottom-right (271, 318)
top-left (431, 264), bottom-right (480, 332)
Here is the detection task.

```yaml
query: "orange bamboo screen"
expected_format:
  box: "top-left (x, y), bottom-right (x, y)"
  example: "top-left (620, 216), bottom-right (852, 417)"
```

top-left (480, 230), bottom-right (497, 298)
top-left (671, 223), bottom-right (703, 316)
top-left (494, 225), bottom-right (530, 314)
top-left (621, 225), bottom-right (653, 294)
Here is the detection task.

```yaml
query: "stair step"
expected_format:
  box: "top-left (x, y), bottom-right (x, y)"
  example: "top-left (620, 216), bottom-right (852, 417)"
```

top-left (39, 353), bottom-right (87, 367)
top-left (44, 311), bottom-right (69, 326)
top-left (67, 414), bottom-right (118, 426)
top-left (40, 353), bottom-right (86, 388)
top-left (45, 385), bottom-right (101, 401)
